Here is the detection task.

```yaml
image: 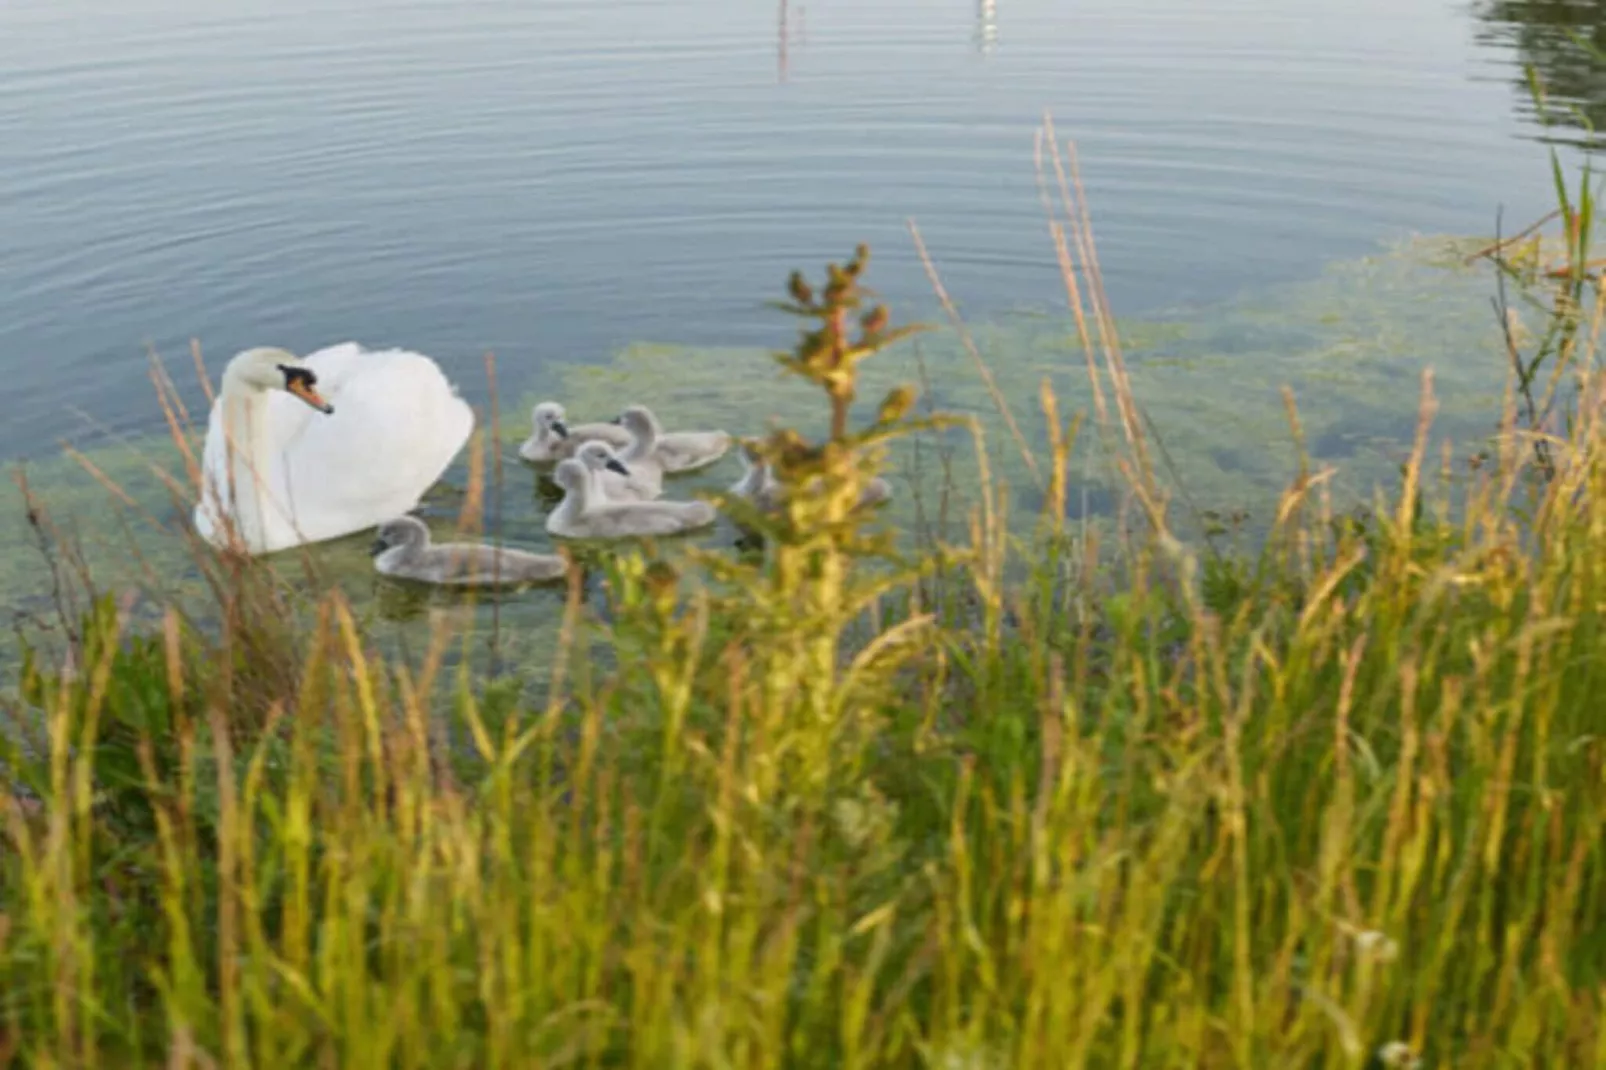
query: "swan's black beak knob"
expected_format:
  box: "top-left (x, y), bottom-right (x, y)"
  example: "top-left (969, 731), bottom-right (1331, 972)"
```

top-left (605, 458), bottom-right (630, 476)
top-left (552, 419), bottom-right (570, 437)
top-left (369, 537), bottom-right (387, 557)
top-left (282, 366), bottom-right (334, 414)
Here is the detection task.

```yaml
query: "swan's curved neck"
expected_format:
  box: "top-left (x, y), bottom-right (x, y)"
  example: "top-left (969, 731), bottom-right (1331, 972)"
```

top-left (213, 380), bottom-right (277, 549)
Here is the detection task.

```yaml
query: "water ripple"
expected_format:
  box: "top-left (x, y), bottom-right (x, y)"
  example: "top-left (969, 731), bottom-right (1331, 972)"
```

top-left (0, 0), bottom-right (1562, 458)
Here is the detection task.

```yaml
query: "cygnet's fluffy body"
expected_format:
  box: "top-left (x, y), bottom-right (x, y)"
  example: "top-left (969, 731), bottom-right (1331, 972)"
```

top-left (371, 516), bottom-right (569, 586)
top-left (644, 410), bottom-right (732, 472)
top-left (729, 442), bottom-right (892, 514)
top-left (572, 440), bottom-right (658, 502)
top-left (519, 401), bottom-right (633, 464)
top-left (613, 403), bottom-right (732, 479)
top-left (546, 458), bottom-right (716, 540)
top-left (520, 400), bottom-right (731, 474)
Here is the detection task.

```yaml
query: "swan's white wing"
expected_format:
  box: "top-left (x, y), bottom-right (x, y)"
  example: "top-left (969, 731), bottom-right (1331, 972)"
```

top-left (271, 344), bottom-right (475, 547)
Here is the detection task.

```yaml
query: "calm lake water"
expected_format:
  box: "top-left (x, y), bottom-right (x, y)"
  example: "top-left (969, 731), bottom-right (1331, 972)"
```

top-left (0, 0), bottom-right (1591, 460)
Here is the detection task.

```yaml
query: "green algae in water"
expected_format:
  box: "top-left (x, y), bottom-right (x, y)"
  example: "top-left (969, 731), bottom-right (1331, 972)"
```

top-left (541, 234), bottom-right (1512, 529)
top-left (0, 433), bottom-right (577, 682)
top-left (2, 234), bottom-right (1520, 660)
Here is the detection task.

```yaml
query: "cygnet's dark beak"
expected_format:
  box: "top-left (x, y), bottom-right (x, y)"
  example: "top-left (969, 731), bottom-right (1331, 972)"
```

top-left (608, 415), bottom-right (624, 426)
top-left (605, 458), bottom-right (630, 476)
top-left (552, 419), bottom-right (570, 437)
top-left (369, 537), bottom-right (388, 556)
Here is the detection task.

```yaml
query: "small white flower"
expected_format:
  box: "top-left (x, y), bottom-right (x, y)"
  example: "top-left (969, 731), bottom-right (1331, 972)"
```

top-left (1353, 929), bottom-right (1399, 963)
top-left (928, 1043), bottom-right (1003, 1070)
top-left (1377, 1040), bottom-right (1422, 1068)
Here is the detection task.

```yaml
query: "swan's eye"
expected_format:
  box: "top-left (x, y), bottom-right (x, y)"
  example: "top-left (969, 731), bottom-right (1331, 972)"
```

top-left (279, 365), bottom-right (334, 414)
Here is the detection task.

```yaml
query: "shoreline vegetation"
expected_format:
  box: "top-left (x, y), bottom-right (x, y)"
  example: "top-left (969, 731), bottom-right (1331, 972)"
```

top-left (4, 120), bottom-right (1606, 1068)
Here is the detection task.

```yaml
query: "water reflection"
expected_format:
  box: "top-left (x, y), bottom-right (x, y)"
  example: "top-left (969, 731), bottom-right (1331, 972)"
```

top-left (779, 0), bottom-right (789, 82)
top-left (1475, 0), bottom-right (1606, 146)
top-left (778, 0), bottom-right (805, 83)
top-left (975, 0), bottom-right (998, 57)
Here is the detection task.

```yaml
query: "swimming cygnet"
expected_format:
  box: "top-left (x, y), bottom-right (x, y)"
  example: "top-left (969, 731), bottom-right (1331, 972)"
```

top-left (370, 515), bottom-right (569, 586)
top-left (729, 441), bottom-right (785, 511)
top-left (615, 404), bottom-right (732, 476)
top-left (518, 401), bottom-right (633, 464)
top-left (572, 439), bottom-right (659, 501)
top-left (728, 440), bottom-right (892, 513)
top-left (546, 458), bottom-right (717, 540)
top-left (611, 406), bottom-right (667, 497)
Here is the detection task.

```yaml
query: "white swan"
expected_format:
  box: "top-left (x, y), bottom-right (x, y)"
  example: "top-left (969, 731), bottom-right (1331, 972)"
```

top-left (370, 515), bottom-right (568, 586)
top-left (518, 401), bottom-right (632, 464)
top-left (614, 403), bottom-right (732, 475)
top-left (572, 440), bottom-right (659, 502)
top-left (194, 343), bottom-right (474, 555)
top-left (729, 440), bottom-right (892, 513)
top-left (546, 457), bottom-right (716, 540)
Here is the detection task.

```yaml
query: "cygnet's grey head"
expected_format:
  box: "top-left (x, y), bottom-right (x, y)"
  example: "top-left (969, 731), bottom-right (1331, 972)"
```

top-left (612, 404), bottom-right (660, 440)
top-left (575, 440), bottom-right (631, 477)
top-left (533, 401), bottom-right (569, 437)
top-left (371, 515), bottom-right (430, 556)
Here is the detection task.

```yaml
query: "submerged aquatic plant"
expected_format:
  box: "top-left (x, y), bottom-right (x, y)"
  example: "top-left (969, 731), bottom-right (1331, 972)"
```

top-left (1469, 58), bottom-right (1605, 486)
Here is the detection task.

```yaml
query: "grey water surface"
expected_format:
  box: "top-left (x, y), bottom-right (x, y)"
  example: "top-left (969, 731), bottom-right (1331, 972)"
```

top-left (0, 0), bottom-right (1586, 459)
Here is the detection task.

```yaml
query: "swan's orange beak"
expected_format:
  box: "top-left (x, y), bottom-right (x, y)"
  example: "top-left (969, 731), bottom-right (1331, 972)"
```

top-left (286, 376), bottom-right (334, 414)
